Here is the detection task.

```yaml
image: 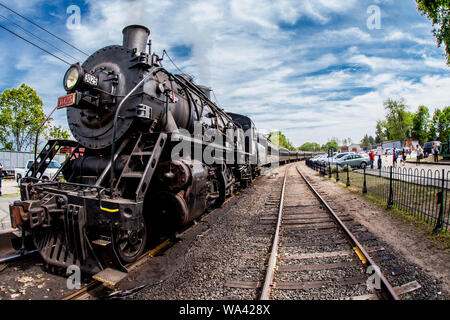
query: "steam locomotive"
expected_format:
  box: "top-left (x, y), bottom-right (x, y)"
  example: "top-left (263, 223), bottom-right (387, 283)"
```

top-left (9, 25), bottom-right (314, 276)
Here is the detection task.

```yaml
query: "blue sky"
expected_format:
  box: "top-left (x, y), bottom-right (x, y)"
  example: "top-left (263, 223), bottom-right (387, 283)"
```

top-left (0, 0), bottom-right (448, 147)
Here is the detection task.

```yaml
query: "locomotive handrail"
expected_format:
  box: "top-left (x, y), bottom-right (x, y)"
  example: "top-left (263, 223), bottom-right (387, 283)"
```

top-left (109, 66), bottom-right (164, 193)
top-left (32, 105), bottom-right (58, 180)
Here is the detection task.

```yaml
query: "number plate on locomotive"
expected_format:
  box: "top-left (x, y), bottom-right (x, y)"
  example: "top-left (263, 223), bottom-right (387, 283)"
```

top-left (57, 93), bottom-right (76, 109)
top-left (83, 73), bottom-right (98, 87)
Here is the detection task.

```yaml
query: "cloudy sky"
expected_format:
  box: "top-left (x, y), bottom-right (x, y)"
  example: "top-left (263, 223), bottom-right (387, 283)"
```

top-left (0, 0), bottom-right (448, 147)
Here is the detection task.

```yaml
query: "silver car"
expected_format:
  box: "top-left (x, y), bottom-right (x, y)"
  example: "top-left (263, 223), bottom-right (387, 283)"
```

top-left (325, 152), bottom-right (355, 166)
top-left (337, 153), bottom-right (369, 168)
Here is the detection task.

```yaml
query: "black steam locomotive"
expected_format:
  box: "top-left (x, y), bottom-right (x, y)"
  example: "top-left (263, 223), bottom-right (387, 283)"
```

top-left (9, 26), bottom-right (313, 276)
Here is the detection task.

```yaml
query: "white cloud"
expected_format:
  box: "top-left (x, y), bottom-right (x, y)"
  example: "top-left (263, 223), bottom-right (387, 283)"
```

top-left (65, 0), bottom-right (450, 145)
top-left (1, 0), bottom-right (448, 148)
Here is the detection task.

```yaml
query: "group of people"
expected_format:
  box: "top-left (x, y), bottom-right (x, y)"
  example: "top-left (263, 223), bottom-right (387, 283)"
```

top-left (368, 147), bottom-right (384, 170)
top-left (391, 148), bottom-right (408, 167)
top-left (416, 143), bottom-right (440, 163)
top-left (366, 143), bottom-right (440, 170)
top-left (368, 148), bottom-right (408, 169)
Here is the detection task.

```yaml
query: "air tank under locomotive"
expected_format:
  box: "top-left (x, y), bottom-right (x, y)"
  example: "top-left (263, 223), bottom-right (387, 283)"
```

top-left (9, 25), bottom-right (252, 274)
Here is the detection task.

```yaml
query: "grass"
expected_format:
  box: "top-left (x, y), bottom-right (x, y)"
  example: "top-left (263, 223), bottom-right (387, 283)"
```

top-left (406, 156), bottom-right (446, 163)
top-left (0, 193), bottom-right (20, 197)
top-left (323, 170), bottom-right (450, 252)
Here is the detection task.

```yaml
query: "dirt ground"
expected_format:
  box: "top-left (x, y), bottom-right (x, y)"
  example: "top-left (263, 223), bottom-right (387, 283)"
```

top-left (299, 162), bottom-right (449, 295)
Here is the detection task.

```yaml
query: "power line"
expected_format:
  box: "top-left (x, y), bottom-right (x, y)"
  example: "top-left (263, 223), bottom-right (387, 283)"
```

top-left (0, 13), bottom-right (78, 62)
top-left (0, 2), bottom-right (88, 56)
top-left (0, 23), bottom-right (71, 65)
top-left (163, 49), bottom-right (190, 77)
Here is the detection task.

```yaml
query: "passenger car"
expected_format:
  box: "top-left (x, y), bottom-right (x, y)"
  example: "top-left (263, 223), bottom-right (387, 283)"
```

top-left (325, 152), bottom-right (355, 166)
top-left (337, 153), bottom-right (369, 168)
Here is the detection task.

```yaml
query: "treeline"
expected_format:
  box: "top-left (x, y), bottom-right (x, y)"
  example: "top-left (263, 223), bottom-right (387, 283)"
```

top-left (356, 98), bottom-right (449, 149)
top-left (0, 84), bottom-right (71, 152)
top-left (272, 133), bottom-right (347, 153)
top-left (269, 131), bottom-right (295, 150)
top-left (296, 98), bottom-right (449, 152)
top-left (298, 140), bottom-right (340, 152)
top-left (373, 98), bottom-right (449, 146)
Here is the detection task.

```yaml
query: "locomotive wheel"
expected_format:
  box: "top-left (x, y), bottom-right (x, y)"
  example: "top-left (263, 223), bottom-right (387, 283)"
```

top-left (114, 223), bottom-right (147, 263)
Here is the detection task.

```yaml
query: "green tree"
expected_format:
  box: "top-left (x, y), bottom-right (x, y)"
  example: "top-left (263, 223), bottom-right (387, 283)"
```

top-left (375, 120), bottom-right (388, 143)
top-left (429, 107), bottom-right (450, 141)
top-left (0, 84), bottom-right (46, 151)
top-left (0, 141), bottom-right (13, 151)
top-left (416, 0), bottom-right (450, 64)
top-left (440, 107), bottom-right (450, 140)
top-left (412, 105), bottom-right (431, 144)
top-left (299, 142), bottom-right (321, 151)
top-left (382, 98), bottom-right (414, 142)
top-left (269, 131), bottom-right (295, 150)
top-left (45, 125), bottom-right (72, 140)
top-left (360, 134), bottom-right (375, 148)
top-left (321, 140), bottom-right (339, 153)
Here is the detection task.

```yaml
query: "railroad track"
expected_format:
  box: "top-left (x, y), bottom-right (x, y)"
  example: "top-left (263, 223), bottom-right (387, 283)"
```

top-left (225, 164), bottom-right (407, 300)
top-left (2, 165), bottom-right (425, 300)
top-left (0, 178), bottom-right (242, 300)
top-left (63, 238), bottom-right (173, 300)
top-left (64, 187), bottom-right (243, 300)
top-left (262, 165), bottom-right (399, 300)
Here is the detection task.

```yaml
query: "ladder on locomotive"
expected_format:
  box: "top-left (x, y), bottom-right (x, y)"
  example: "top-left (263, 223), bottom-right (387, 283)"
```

top-left (114, 132), bottom-right (167, 201)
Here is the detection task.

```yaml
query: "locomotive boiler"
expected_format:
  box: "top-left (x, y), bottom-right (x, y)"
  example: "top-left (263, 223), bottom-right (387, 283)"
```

top-left (9, 25), bottom-right (307, 277)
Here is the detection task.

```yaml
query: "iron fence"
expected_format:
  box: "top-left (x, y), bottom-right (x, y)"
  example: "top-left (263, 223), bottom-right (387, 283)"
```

top-left (305, 159), bottom-right (449, 233)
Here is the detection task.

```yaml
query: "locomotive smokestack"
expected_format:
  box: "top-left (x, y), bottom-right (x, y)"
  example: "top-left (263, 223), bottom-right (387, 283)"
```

top-left (122, 25), bottom-right (150, 54)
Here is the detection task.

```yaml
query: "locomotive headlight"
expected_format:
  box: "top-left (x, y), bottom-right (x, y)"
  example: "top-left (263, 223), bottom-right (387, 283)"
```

top-left (63, 64), bottom-right (83, 92)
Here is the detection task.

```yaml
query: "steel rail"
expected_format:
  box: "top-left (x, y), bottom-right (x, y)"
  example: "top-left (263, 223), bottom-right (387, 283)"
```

top-left (0, 249), bottom-right (38, 264)
top-left (295, 166), bottom-right (399, 300)
top-left (62, 173), bottom-right (240, 300)
top-left (64, 238), bottom-right (173, 300)
top-left (259, 166), bottom-right (288, 300)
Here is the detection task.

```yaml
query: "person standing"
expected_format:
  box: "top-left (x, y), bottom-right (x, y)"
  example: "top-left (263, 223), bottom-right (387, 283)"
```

top-left (369, 151), bottom-right (375, 169)
top-left (393, 149), bottom-right (398, 167)
top-left (433, 143), bottom-right (439, 163)
top-left (416, 144), bottom-right (423, 163)
top-left (377, 146), bottom-right (383, 169)
top-left (402, 148), bottom-right (407, 166)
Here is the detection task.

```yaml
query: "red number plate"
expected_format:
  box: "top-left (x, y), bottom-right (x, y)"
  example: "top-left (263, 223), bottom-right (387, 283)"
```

top-left (57, 93), bottom-right (76, 109)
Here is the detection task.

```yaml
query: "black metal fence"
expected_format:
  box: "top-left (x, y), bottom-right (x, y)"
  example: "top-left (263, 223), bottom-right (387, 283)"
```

top-left (305, 159), bottom-right (449, 233)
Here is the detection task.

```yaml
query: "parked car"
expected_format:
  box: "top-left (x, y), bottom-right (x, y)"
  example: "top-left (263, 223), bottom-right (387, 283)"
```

top-left (15, 160), bottom-right (61, 183)
top-left (314, 154), bottom-right (329, 166)
top-left (358, 151), bottom-right (369, 157)
top-left (0, 150), bottom-right (66, 178)
top-left (384, 148), bottom-right (393, 155)
top-left (337, 153), bottom-right (369, 169)
top-left (423, 141), bottom-right (441, 155)
top-left (325, 152), bottom-right (355, 166)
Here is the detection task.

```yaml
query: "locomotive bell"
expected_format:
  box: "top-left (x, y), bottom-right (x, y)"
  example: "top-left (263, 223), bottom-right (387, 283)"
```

top-left (122, 25), bottom-right (150, 54)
